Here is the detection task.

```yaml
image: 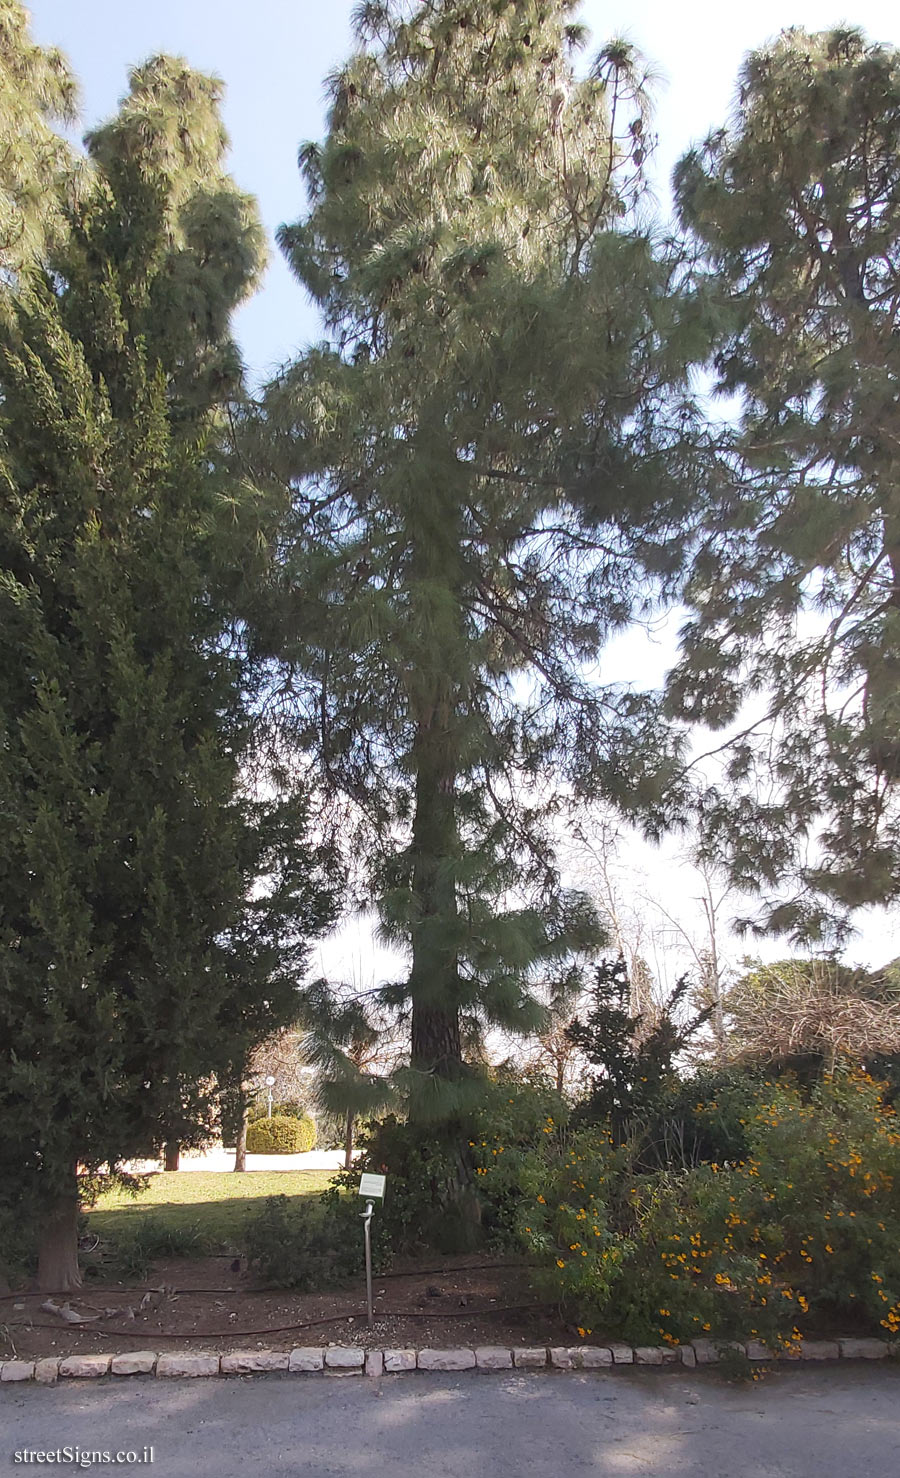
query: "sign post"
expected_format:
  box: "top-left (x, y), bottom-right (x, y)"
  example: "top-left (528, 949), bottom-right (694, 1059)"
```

top-left (358, 1174), bottom-right (386, 1326)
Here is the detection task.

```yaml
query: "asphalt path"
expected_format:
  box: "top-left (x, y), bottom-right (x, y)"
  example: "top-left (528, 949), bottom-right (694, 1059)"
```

top-left (2, 1364), bottom-right (899, 1477)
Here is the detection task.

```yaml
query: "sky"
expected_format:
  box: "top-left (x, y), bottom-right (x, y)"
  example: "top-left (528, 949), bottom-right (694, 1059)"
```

top-left (24, 0), bottom-right (900, 980)
top-left (27, 0), bottom-right (900, 382)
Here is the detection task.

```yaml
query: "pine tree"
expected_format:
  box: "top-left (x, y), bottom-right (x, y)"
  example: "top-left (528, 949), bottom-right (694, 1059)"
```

top-left (299, 979), bottom-right (399, 1168)
top-left (0, 55), bottom-right (337, 1289)
top-left (0, 0), bottom-right (79, 281)
top-left (669, 28), bottom-right (900, 941)
top-left (258, 1), bottom-right (701, 1152)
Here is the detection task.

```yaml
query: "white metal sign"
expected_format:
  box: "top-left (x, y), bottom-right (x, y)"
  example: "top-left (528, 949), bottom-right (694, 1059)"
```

top-left (358, 1172), bottom-right (386, 1200)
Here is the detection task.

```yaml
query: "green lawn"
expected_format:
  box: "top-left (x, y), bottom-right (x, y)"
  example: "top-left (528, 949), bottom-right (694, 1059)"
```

top-left (86, 1169), bottom-right (338, 1251)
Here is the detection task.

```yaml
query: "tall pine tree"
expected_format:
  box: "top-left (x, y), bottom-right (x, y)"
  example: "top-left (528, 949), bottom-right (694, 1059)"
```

top-left (0, 0), bottom-right (78, 281)
top-left (0, 54), bottom-right (337, 1289)
top-left (256, 0), bottom-right (702, 1152)
top-left (669, 28), bottom-right (900, 941)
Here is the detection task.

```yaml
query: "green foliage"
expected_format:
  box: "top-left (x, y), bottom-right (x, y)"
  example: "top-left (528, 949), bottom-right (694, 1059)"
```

top-left (297, 978), bottom-right (395, 1126)
top-left (467, 1077), bottom-right (570, 1245)
top-left (567, 957), bottom-right (711, 1137)
top-left (245, 1115), bottom-right (316, 1154)
top-left (0, 1203), bottom-right (36, 1288)
top-left (244, 1193), bottom-right (380, 1290)
top-left (95, 1216), bottom-right (211, 1281)
top-left (259, 0), bottom-right (704, 1121)
top-left (505, 1071), bottom-right (900, 1347)
top-left (248, 1098), bottom-right (310, 1123)
top-left (0, 1), bottom-right (79, 280)
top-left (637, 1066), bottom-right (761, 1171)
top-left (669, 26), bottom-right (900, 941)
top-left (328, 1114), bottom-right (474, 1252)
top-left (329, 1081), bottom-right (567, 1253)
top-left (0, 50), bottom-right (339, 1285)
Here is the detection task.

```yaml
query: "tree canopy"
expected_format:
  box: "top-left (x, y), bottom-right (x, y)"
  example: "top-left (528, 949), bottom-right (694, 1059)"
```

top-left (5, 1), bottom-right (900, 1280)
top-left (255, 0), bottom-right (705, 1128)
top-left (0, 50), bottom-right (337, 1288)
top-left (669, 27), bottom-right (900, 942)
top-left (0, 0), bottom-right (79, 280)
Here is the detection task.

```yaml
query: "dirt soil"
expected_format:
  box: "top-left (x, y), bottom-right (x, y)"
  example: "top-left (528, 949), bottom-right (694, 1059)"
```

top-left (0, 1254), bottom-right (579, 1363)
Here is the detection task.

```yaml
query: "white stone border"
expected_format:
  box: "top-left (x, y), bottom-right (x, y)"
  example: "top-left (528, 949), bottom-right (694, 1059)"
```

top-left (0, 1336), bottom-right (894, 1383)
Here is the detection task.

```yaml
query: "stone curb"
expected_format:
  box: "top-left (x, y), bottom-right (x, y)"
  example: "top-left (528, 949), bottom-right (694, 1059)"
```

top-left (1, 1337), bottom-right (893, 1384)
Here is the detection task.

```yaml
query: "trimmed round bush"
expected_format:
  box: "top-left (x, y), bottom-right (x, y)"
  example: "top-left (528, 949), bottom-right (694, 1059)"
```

top-left (293, 1113), bottom-right (316, 1152)
top-left (246, 1114), bottom-right (317, 1155)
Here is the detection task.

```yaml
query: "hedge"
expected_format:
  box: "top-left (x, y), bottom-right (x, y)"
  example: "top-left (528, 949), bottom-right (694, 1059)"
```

top-left (245, 1114), bottom-right (317, 1154)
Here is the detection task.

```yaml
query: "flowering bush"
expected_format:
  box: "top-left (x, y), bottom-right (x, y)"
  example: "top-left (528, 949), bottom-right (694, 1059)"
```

top-left (479, 1071), bottom-right (900, 1348)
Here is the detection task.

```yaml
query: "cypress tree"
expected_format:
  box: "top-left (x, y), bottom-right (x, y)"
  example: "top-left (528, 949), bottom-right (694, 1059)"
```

top-left (259, 0), bottom-right (701, 1158)
top-left (669, 28), bottom-right (900, 941)
top-left (0, 55), bottom-right (337, 1289)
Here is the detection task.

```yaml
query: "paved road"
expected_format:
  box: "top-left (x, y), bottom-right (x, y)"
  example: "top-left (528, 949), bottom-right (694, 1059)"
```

top-left (2, 1365), bottom-right (899, 1477)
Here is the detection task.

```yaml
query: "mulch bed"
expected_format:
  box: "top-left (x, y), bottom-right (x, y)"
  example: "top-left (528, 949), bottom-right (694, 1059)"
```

top-left (0, 1254), bottom-right (577, 1363)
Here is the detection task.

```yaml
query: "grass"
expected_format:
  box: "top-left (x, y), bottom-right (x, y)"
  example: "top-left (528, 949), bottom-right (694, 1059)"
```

top-left (86, 1169), bottom-right (338, 1252)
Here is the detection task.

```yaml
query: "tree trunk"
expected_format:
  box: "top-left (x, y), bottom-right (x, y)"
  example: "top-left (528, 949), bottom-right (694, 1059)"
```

top-left (163, 1141), bottom-right (180, 1172)
top-left (233, 1102), bottom-right (248, 1173)
top-left (37, 1184), bottom-right (82, 1293)
top-left (409, 722), bottom-right (463, 1087)
top-left (405, 724), bottom-right (481, 1246)
top-left (344, 1110), bottom-right (355, 1171)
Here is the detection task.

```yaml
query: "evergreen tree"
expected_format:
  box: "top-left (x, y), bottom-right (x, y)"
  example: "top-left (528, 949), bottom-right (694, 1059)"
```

top-left (257, 0), bottom-right (702, 1144)
top-left (669, 28), bottom-right (900, 941)
top-left (0, 56), bottom-right (337, 1289)
top-left (299, 978), bottom-right (399, 1168)
top-left (0, 0), bottom-right (79, 281)
top-left (567, 956), bottom-right (710, 1139)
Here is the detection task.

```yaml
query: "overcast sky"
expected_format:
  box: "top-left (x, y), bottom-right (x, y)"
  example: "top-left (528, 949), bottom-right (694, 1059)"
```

top-left (25, 0), bottom-right (900, 976)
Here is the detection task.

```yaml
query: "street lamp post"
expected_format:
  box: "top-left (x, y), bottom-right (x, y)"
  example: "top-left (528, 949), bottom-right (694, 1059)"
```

top-left (265, 1075), bottom-right (275, 1118)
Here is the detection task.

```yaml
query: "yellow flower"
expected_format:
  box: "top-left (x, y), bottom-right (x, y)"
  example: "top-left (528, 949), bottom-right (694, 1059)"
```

top-left (556, 1259), bottom-right (565, 1269)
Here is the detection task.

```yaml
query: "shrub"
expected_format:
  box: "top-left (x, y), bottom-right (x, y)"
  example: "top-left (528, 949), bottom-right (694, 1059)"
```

top-left (501, 1070), bottom-right (900, 1350)
top-left (245, 1193), bottom-right (385, 1290)
top-left (248, 1098), bottom-right (309, 1124)
top-left (0, 1203), bottom-right (36, 1289)
top-left (568, 958), bottom-right (711, 1138)
top-left (466, 1079), bottom-right (569, 1247)
top-left (95, 1217), bottom-right (211, 1280)
top-left (328, 1114), bottom-right (477, 1252)
top-left (246, 1114), bottom-right (316, 1154)
top-left (635, 1065), bottom-right (764, 1172)
top-left (327, 1083), bottom-right (568, 1254)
